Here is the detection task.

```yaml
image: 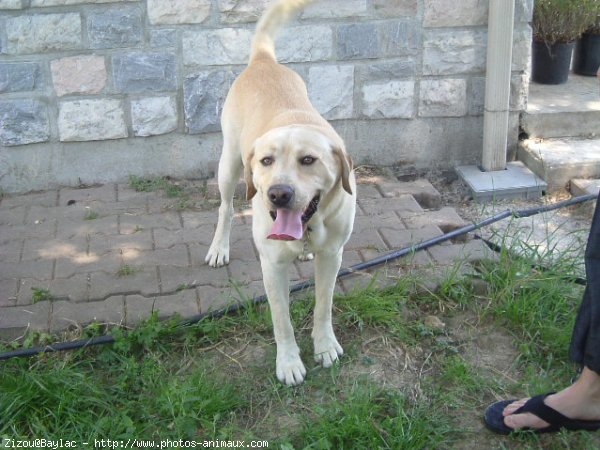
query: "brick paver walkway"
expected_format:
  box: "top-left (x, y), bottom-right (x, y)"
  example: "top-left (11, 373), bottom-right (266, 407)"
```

top-left (0, 176), bottom-right (494, 339)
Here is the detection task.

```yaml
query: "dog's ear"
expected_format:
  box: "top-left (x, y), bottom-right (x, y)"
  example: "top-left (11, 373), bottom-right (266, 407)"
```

top-left (332, 146), bottom-right (353, 196)
top-left (244, 149), bottom-right (257, 200)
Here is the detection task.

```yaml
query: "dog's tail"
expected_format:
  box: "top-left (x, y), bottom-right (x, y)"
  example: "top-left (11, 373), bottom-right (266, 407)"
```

top-left (250, 0), bottom-right (314, 62)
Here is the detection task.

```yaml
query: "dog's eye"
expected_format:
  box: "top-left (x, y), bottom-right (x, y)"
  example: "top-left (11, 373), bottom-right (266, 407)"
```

top-left (260, 157), bottom-right (273, 166)
top-left (300, 156), bottom-right (316, 165)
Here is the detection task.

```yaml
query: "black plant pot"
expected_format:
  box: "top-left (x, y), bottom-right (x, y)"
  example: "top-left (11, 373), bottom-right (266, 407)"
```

top-left (531, 40), bottom-right (574, 84)
top-left (573, 32), bottom-right (600, 76)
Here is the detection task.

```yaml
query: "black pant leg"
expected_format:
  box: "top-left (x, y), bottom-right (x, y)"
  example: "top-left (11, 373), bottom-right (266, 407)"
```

top-left (570, 192), bottom-right (600, 374)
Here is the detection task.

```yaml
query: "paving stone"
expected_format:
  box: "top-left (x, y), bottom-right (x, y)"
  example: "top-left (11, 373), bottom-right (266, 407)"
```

top-left (154, 224), bottom-right (214, 248)
top-left (50, 296), bottom-right (124, 332)
top-left (358, 195), bottom-right (424, 216)
top-left (345, 225), bottom-right (388, 253)
top-left (379, 225), bottom-right (445, 250)
top-left (88, 231), bottom-right (153, 255)
top-left (427, 239), bottom-right (499, 266)
top-left (227, 258), bottom-right (263, 284)
top-left (20, 274), bottom-right (89, 304)
top-left (356, 184), bottom-right (384, 200)
top-left (0, 301), bottom-right (51, 340)
top-left (55, 253), bottom-right (121, 278)
top-left (0, 278), bottom-right (18, 306)
top-left (126, 291), bottom-right (199, 324)
top-left (198, 284), bottom-right (237, 314)
top-left (89, 267), bottom-right (160, 300)
top-left (55, 215), bottom-right (118, 239)
top-left (0, 206), bottom-right (26, 226)
top-left (0, 259), bottom-right (53, 280)
top-left (0, 221), bottom-right (56, 242)
top-left (402, 207), bottom-right (468, 238)
top-left (158, 265), bottom-right (202, 293)
top-left (119, 211), bottom-right (182, 233)
top-left (22, 235), bottom-right (87, 262)
top-left (0, 190), bottom-right (57, 208)
top-left (59, 184), bottom-right (116, 203)
top-left (119, 245), bottom-right (189, 267)
top-left (377, 179), bottom-right (442, 209)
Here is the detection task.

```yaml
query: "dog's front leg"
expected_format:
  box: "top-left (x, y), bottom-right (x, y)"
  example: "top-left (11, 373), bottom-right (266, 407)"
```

top-left (312, 249), bottom-right (344, 367)
top-left (261, 258), bottom-right (307, 385)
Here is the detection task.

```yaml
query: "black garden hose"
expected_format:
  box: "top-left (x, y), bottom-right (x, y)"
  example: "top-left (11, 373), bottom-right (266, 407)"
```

top-left (0, 193), bottom-right (596, 361)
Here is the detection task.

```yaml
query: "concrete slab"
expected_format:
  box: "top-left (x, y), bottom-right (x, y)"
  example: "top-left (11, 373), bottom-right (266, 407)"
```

top-left (456, 161), bottom-right (547, 201)
top-left (571, 179), bottom-right (600, 197)
top-left (518, 137), bottom-right (600, 190)
top-left (522, 73), bottom-right (600, 139)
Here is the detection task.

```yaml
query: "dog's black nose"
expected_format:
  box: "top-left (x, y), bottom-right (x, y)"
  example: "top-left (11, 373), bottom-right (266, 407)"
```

top-left (268, 184), bottom-right (294, 207)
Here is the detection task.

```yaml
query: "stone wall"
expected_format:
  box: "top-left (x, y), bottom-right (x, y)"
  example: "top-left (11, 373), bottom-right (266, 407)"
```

top-left (0, 0), bottom-right (533, 193)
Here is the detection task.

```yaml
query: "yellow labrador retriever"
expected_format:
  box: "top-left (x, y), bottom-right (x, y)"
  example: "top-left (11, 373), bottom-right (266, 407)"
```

top-left (205, 0), bottom-right (356, 385)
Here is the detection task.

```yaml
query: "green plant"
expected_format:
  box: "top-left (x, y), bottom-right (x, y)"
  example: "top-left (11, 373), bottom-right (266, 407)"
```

top-left (117, 265), bottom-right (138, 277)
top-left (533, 0), bottom-right (599, 43)
top-left (84, 209), bottom-right (99, 220)
top-left (31, 287), bottom-right (53, 303)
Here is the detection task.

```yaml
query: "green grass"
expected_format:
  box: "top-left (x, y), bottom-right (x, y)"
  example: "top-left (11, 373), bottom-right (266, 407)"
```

top-left (1, 222), bottom-right (599, 449)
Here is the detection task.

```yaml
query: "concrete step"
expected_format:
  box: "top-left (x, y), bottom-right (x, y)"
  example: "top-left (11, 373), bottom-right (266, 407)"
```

top-left (521, 74), bottom-right (600, 139)
top-left (518, 137), bottom-right (600, 190)
top-left (570, 178), bottom-right (600, 197)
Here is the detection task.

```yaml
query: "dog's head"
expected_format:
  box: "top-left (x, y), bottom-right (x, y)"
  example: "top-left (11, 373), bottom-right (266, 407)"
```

top-left (244, 126), bottom-right (353, 240)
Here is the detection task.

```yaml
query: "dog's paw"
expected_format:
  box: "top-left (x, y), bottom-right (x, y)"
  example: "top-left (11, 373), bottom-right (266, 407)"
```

top-left (205, 243), bottom-right (229, 267)
top-left (276, 353), bottom-right (307, 386)
top-left (297, 252), bottom-right (314, 262)
top-left (313, 334), bottom-right (343, 368)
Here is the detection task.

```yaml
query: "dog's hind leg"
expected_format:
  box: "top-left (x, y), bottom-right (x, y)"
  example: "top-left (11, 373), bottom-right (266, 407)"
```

top-left (205, 135), bottom-right (242, 267)
top-left (312, 248), bottom-right (344, 367)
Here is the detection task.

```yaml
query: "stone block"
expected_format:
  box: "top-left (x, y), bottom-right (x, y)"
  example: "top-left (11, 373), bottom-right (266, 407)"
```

top-left (373, 0), bottom-right (417, 17)
top-left (512, 25), bottom-right (532, 72)
top-left (308, 65), bottom-right (354, 120)
top-left (0, 99), bottom-right (49, 146)
top-left (302, 0), bottom-right (367, 18)
top-left (18, 275), bottom-right (89, 304)
top-left (131, 96), bottom-right (178, 137)
top-left (402, 207), bottom-right (467, 235)
top-left (0, 62), bottom-right (41, 93)
top-left (0, 259), bottom-right (53, 280)
top-left (277, 25), bottom-right (333, 63)
top-left (90, 267), bottom-right (160, 300)
top-left (218, 0), bottom-right (270, 23)
top-left (149, 29), bottom-right (178, 47)
top-left (184, 69), bottom-right (239, 133)
top-left (360, 58), bottom-right (416, 80)
top-left (58, 99), bottom-right (127, 142)
top-left (362, 80), bottom-right (415, 119)
top-left (468, 77), bottom-right (486, 116)
top-left (5, 13), bottom-right (81, 54)
top-left (113, 52), bottom-right (177, 93)
top-left (0, 279), bottom-right (18, 307)
top-left (379, 224), bottom-right (444, 250)
top-left (183, 29), bottom-right (252, 66)
top-left (50, 297), bottom-right (124, 332)
top-left (419, 78), bottom-right (467, 117)
top-left (88, 230), bottom-right (153, 255)
top-left (31, 0), bottom-right (136, 5)
top-left (337, 23), bottom-right (379, 60)
top-left (0, 0), bottom-right (22, 9)
top-left (0, 302), bottom-right (50, 339)
top-left (51, 55), bottom-right (106, 96)
top-left (379, 20), bottom-right (420, 57)
top-left (87, 6), bottom-right (143, 49)
top-left (424, 0), bottom-right (488, 27)
top-left (148, 0), bottom-right (211, 25)
top-left (423, 30), bottom-right (487, 75)
top-left (378, 179), bottom-right (442, 209)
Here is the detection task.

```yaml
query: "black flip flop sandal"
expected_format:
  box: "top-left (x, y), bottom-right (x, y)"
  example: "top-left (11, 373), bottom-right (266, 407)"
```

top-left (484, 393), bottom-right (600, 435)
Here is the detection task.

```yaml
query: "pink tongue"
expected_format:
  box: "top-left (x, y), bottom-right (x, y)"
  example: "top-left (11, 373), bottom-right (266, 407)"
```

top-left (268, 209), bottom-right (304, 240)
